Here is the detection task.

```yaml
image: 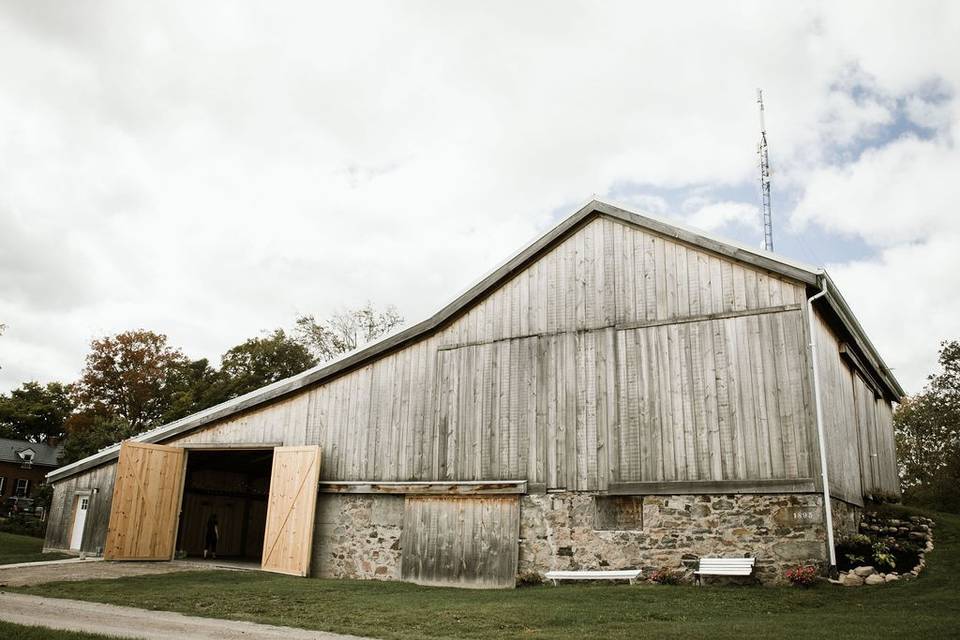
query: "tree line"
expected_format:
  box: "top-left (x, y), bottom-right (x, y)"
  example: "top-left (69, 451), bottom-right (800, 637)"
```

top-left (895, 339), bottom-right (960, 513)
top-left (0, 304), bottom-right (403, 464)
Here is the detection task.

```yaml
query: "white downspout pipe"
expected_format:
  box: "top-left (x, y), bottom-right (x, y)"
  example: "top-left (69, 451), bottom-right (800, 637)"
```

top-left (807, 278), bottom-right (836, 572)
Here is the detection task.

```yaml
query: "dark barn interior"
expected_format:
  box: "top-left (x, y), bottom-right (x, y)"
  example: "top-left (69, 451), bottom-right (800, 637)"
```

top-left (176, 449), bottom-right (273, 560)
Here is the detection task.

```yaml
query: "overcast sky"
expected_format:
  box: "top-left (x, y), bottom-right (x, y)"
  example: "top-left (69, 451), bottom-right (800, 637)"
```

top-left (1, 1), bottom-right (957, 395)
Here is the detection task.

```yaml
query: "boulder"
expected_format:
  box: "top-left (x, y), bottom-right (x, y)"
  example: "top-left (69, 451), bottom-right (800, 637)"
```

top-left (841, 573), bottom-right (864, 587)
top-left (885, 574), bottom-right (900, 582)
top-left (853, 566), bottom-right (876, 577)
top-left (864, 574), bottom-right (885, 586)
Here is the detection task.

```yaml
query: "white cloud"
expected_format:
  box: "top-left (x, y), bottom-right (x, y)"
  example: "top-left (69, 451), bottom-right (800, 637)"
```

top-left (0, 1), bottom-right (958, 394)
top-left (684, 201), bottom-right (762, 233)
top-left (826, 235), bottom-right (960, 391)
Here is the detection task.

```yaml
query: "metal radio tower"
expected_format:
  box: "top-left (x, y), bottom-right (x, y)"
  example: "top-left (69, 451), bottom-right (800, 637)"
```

top-left (757, 89), bottom-right (774, 252)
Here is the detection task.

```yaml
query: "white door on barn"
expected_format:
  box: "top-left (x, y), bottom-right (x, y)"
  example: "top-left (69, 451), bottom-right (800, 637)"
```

top-left (261, 445), bottom-right (322, 576)
top-left (69, 496), bottom-right (89, 551)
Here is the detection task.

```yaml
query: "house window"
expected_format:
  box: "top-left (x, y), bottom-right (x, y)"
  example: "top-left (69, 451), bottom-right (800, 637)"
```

top-left (20, 450), bottom-right (35, 469)
top-left (14, 478), bottom-right (29, 497)
top-left (594, 496), bottom-right (644, 531)
top-left (0, 476), bottom-right (5, 495)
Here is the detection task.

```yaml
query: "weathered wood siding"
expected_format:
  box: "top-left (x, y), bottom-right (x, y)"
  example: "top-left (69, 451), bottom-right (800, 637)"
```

top-left (853, 369), bottom-right (900, 497)
top-left (50, 213), bottom-right (878, 553)
top-left (299, 216), bottom-right (810, 490)
top-left (812, 312), bottom-right (899, 505)
top-left (872, 400), bottom-right (899, 495)
top-left (44, 463), bottom-right (116, 554)
top-left (400, 495), bottom-right (519, 588)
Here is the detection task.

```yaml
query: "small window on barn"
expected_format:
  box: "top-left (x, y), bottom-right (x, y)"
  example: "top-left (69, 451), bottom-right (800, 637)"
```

top-left (594, 496), bottom-right (643, 531)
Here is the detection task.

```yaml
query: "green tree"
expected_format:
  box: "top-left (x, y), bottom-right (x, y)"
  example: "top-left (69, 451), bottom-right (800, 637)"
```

top-left (295, 303), bottom-right (403, 362)
top-left (0, 381), bottom-right (74, 442)
top-left (896, 340), bottom-right (960, 512)
top-left (71, 330), bottom-right (190, 432)
top-left (161, 358), bottom-right (232, 423)
top-left (61, 412), bottom-right (136, 464)
top-left (218, 329), bottom-right (317, 400)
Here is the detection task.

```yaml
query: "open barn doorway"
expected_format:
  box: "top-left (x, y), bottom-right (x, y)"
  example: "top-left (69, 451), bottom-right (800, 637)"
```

top-left (175, 449), bottom-right (274, 564)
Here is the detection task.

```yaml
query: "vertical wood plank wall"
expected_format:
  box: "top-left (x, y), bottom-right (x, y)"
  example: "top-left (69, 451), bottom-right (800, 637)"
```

top-left (400, 496), bottom-right (520, 588)
top-left (300, 216), bottom-right (815, 489)
top-left (103, 443), bottom-right (186, 560)
top-left (812, 313), bottom-right (900, 504)
top-left (47, 214), bottom-right (901, 553)
top-left (44, 464), bottom-right (116, 554)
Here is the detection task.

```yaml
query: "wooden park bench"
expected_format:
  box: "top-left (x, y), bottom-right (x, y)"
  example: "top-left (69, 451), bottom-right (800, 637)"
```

top-left (694, 557), bottom-right (756, 585)
top-left (544, 569), bottom-right (642, 586)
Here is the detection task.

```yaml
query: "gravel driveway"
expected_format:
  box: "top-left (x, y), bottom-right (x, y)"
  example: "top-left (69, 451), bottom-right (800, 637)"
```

top-left (0, 558), bottom-right (211, 587)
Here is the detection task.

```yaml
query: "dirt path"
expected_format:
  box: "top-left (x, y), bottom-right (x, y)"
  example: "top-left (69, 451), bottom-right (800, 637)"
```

top-left (0, 592), bottom-right (372, 640)
top-left (0, 559), bottom-right (212, 587)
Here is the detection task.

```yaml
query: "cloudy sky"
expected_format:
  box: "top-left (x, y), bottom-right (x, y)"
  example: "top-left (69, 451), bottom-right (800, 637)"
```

top-left (1, 1), bottom-right (957, 395)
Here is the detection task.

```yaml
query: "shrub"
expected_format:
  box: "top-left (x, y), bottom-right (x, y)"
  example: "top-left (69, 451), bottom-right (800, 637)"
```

top-left (0, 513), bottom-right (47, 538)
top-left (650, 567), bottom-right (684, 585)
top-left (872, 541), bottom-right (896, 571)
top-left (516, 571), bottom-right (544, 587)
top-left (889, 539), bottom-right (922, 571)
top-left (785, 565), bottom-right (819, 587)
top-left (836, 534), bottom-right (873, 572)
top-left (866, 490), bottom-right (901, 505)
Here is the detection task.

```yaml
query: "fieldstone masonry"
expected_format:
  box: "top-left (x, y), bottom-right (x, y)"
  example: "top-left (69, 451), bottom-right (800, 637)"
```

top-left (311, 494), bottom-right (404, 580)
top-left (518, 492), bottom-right (833, 584)
top-left (308, 491), bottom-right (862, 586)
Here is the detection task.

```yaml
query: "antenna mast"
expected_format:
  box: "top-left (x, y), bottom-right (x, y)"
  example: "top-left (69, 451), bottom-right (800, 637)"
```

top-left (757, 89), bottom-right (774, 252)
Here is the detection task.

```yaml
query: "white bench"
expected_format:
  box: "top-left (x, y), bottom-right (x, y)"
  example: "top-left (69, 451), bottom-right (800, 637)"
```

top-left (694, 557), bottom-right (756, 585)
top-left (544, 569), bottom-right (642, 586)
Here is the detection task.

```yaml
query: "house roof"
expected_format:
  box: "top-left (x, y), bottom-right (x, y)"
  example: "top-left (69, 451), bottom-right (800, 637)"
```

top-left (0, 438), bottom-right (62, 468)
top-left (47, 198), bottom-right (904, 483)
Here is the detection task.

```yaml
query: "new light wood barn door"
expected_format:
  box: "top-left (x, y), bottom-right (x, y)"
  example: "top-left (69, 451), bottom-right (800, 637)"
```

top-left (400, 496), bottom-right (520, 589)
top-left (104, 441), bottom-right (186, 561)
top-left (261, 445), bottom-right (322, 576)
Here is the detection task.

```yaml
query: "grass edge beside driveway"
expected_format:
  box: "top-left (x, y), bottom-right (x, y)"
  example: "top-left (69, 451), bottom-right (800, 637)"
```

top-left (11, 506), bottom-right (960, 640)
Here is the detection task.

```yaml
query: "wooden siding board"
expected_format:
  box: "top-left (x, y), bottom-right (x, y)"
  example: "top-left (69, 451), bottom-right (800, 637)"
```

top-left (50, 217), bottom-right (857, 525)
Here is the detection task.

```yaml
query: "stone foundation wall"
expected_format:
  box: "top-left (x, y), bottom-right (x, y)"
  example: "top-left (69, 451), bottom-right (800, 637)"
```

top-left (830, 498), bottom-right (862, 538)
top-left (518, 493), bottom-right (830, 584)
top-left (310, 494), bottom-right (403, 580)
top-left (307, 491), bottom-right (853, 586)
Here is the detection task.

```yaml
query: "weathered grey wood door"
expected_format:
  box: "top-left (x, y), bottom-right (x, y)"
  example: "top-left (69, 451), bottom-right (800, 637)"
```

top-left (400, 495), bottom-right (519, 589)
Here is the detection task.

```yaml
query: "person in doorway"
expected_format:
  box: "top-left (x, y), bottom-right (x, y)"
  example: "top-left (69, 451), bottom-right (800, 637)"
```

top-left (203, 514), bottom-right (219, 559)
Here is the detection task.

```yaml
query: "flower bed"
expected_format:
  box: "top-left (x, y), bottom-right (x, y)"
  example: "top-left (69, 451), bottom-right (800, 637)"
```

top-left (832, 511), bottom-right (935, 586)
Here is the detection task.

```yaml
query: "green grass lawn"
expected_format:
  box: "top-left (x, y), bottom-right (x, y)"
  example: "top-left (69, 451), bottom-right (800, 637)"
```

top-left (0, 621), bottom-right (131, 640)
top-left (0, 531), bottom-right (72, 565)
top-left (13, 507), bottom-right (960, 640)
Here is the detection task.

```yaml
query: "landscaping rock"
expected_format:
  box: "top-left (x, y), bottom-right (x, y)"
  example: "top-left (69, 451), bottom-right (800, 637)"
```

top-left (841, 573), bottom-right (864, 586)
top-left (853, 566), bottom-right (876, 577)
top-left (885, 574), bottom-right (899, 582)
top-left (864, 574), bottom-right (885, 585)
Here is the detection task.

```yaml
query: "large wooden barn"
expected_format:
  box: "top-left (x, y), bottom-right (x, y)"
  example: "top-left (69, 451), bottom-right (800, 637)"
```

top-left (44, 199), bottom-right (903, 586)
